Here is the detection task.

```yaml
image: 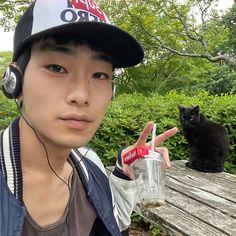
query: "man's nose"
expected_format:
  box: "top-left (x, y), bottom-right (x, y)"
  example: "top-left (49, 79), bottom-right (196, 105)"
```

top-left (66, 75), bottom-right (91, 106)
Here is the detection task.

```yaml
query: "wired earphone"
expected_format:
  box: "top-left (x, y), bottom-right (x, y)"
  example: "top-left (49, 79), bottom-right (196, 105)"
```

top-left (1, 63), bottom-right (115, 234)
top-left (1, 62), bottom-right (114, 176)
top-left (1, 63), bottom-right (74, 188)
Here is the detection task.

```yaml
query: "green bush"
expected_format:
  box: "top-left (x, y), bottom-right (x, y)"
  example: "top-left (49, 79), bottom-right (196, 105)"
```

top-left (0, 93), bottom-right (18, 130)
top-left (0, 91), bottom-right (235, 174)
top-left (89, 91), bottom-right (236, 174)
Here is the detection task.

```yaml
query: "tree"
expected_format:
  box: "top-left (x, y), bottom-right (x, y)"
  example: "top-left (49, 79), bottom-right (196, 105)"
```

top-left (118, 0), bottom-right (236, 69)
top-left (220, 4), bottom-right (236, 58)
top-left (0, 0), bottom-right (31, 31)
top-left (97, 0), bottom-right (236, 95)
top-left (194, 65), bottom-right (236, 94)
top-left (98, 0), bottom-right (221, 94)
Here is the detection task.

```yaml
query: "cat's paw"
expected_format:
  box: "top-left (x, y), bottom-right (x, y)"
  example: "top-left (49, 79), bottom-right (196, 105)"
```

top-left (185, 162), bottom-right (191, 168)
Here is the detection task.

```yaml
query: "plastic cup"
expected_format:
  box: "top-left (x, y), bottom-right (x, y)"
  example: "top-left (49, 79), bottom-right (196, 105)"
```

top-left (131, 150), bottom-right (165, 208)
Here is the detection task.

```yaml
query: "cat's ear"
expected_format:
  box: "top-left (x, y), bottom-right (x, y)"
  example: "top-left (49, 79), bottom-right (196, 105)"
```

top-left (178, 104), bottom-right (184, 111)
top-left (193, 105), bottom-right (200, 113)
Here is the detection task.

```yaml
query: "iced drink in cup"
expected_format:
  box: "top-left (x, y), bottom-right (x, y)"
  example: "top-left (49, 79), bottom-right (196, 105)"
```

top-left (131, 150), bottom-right (165, 207)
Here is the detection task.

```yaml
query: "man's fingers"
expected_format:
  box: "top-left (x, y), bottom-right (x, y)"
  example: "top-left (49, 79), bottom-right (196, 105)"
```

top-left (122, 124), bottom-right (178, 167)
top-left (156, 147), bottom-right (171, 168)
top-left (152, 127), bottom-right (178, 147)
top-left (146, 127), bottom-right (178, 147)
top-left (136, 121), bottom-right (154, 146)
top-left (137, 124), bottom-right (178, 148)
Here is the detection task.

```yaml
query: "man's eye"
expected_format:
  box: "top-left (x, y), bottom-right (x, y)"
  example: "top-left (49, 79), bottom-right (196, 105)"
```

top-left (47, 65), bottom-right (66, 73)
top-left (93, 72), bottom-right (110, 80)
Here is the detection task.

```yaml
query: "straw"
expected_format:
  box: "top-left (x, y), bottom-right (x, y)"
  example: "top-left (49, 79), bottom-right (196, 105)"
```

top-left (151, 123), bottom-right (156, 152)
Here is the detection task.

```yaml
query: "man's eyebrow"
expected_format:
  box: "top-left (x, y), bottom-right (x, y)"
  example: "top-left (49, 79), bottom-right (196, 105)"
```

top-left (39, 42), bottom-right (77, 56)
top-left (38, 41), bottom-right (113, 64)
top-left (92, 53), bottom-right (113, 64)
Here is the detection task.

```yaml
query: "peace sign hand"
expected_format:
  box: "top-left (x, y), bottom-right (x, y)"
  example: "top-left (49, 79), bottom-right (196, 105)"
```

top-left (121, 121), bottom-right (178, 179)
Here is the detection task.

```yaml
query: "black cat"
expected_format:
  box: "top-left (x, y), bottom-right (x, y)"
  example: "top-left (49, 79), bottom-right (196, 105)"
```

top-left (178, 105), bottom-right (229, 173)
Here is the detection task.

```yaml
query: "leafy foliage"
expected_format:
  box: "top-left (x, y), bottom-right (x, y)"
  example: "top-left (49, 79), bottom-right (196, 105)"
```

top-left (98, 0), bottom-right (236, 95)
top-left (0, 93), bottom-right (18, 129)
top-left (220, 4), bottom-right (236, 58)
top-left (131, 211), bottom-right (161, 235)
top-left (0, 51), bottom-right (12, 78)
top-left (1, 91), bottom-right (235, 174)
top-left (195, 65), bottom-right (236, 95)
top-left (0, 0), bottom-right (31, 31)
top-left (88, 92), bottom-right (236, 174)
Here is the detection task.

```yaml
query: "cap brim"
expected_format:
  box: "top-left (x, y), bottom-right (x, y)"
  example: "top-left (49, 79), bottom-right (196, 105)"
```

top-left (16, 22), bottom-right (144, 68)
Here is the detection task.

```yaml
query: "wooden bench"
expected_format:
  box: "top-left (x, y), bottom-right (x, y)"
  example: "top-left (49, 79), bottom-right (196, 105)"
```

top-left (135, 160), bottom-right (236, 236)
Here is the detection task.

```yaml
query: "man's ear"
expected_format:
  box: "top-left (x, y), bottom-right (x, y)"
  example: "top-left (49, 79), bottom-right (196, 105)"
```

top-left (178, 104), bottom-right (184, 111)
top-left (193, 105), bottom-right (199, 113)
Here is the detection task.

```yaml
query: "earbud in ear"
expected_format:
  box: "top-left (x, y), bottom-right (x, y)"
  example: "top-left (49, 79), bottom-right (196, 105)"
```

top-left (1, 64), bottom-right (22, 99)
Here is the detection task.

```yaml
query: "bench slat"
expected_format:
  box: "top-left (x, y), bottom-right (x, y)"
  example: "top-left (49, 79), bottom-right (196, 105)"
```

top-left (166, 176), bottom-right (236, 218)
top-left (166, 160), bottom-right (236, 201)
top-left (136, 201), bottom-right (229, 236)
top-left (165, 186), bottom-right (235, 235)
top-left (135, 160), bottom-right (236, 236)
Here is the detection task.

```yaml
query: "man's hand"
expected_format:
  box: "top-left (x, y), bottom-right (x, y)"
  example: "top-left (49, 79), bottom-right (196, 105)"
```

top-left (122, 121), bottom-right (178, 179)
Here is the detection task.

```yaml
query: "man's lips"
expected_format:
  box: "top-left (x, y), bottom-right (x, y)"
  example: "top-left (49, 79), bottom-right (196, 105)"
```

top-left (60, 114), bottom-right (92, 129)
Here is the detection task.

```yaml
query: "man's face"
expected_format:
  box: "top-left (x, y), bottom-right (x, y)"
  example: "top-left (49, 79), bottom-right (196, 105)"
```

top-left (21, 39), bottom-right (113, 149)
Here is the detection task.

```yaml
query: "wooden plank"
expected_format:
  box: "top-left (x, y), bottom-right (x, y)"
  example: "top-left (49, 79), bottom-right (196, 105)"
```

top-left (166, 160), bottom-right (236, 202)
top-left (170, 160), bottom-right (236, 184)
top-left (107, 161), bottom-right (236, 235)
top-left (172, 160), bottom-right (236, 183)
top-left (165, 176), bottom-right (236, 219)
top-left (166, 186), bottom-right (236, 235)
top-left (136, 185), bottom-right (236, 236)
top-left (136, 201), bottom-right (229, 236)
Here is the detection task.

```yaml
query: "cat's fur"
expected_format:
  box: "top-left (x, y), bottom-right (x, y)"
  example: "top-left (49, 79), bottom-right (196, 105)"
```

top-left (178, 105), bottom-right (229, 173)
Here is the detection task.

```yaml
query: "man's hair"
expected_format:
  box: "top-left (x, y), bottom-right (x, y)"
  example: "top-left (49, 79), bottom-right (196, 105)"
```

top-left (16, 34), bottom-right (114, 74)
top-left (16, 44), bottom-right (32, 76)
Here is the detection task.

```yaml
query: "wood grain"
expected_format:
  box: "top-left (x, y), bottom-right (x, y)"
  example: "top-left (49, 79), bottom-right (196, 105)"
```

top-left (135, 160), bottom-right (236, 236)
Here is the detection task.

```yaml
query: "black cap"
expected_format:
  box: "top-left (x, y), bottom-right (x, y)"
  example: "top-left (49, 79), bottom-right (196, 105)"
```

top-left (13, 0), bottom-right (144, 68)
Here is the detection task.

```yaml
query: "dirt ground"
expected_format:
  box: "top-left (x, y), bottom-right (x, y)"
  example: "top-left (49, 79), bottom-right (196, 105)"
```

top-left (129, 223), bottom-right (152, 236)
top-left (129, 222), bottom-right (168, 236)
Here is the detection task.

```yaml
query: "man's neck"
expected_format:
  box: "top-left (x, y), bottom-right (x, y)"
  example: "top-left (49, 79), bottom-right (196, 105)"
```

top-left (19, 117), bottom-right (72, 176)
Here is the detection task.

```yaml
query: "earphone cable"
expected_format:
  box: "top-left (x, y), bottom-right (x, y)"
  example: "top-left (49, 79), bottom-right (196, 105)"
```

top-left (14, 99), bottom-right (72, 235)
top-left (14, 98), bottom-right (96, 236)
top-left (14, 99), bottom-right (71, 190)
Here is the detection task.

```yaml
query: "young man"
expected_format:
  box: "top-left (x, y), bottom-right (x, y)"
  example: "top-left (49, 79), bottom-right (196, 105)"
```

top-left (0, 0), bottom-right (178, 235)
